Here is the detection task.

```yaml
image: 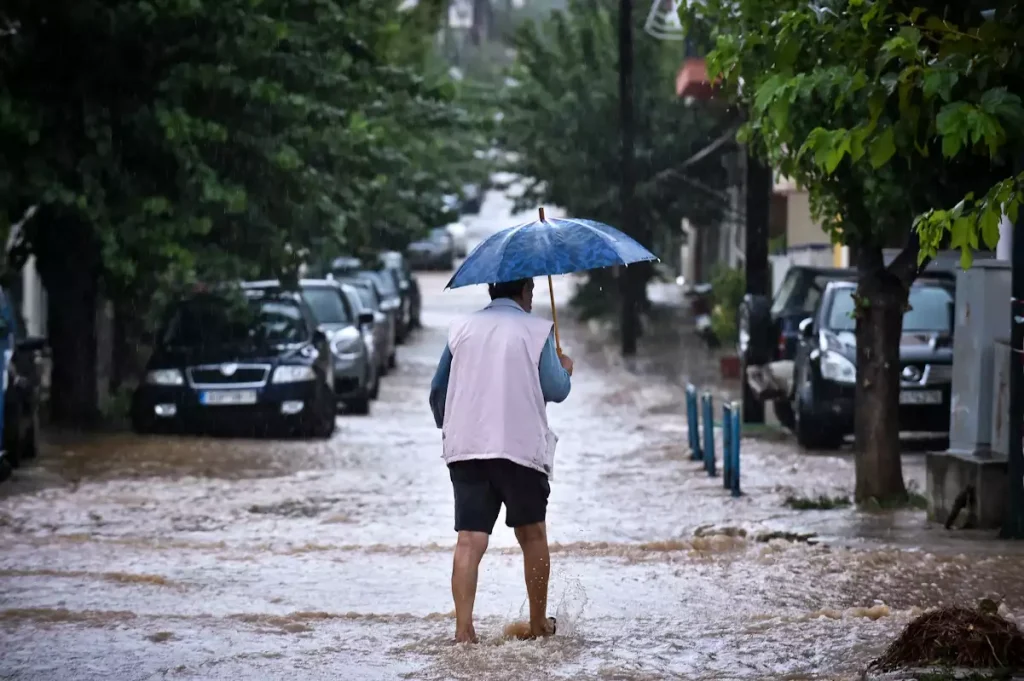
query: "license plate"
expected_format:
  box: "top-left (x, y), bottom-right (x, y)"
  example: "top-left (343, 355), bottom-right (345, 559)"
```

top-left (899, 390), bottom-right (943, 405)
top-left (200, 390), bottom-right (257, 406)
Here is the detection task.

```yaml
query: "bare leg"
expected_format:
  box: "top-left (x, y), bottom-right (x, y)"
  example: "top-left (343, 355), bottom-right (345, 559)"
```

top-left (452, 530), bottom-right (488, 643)
top-left (514, 522), bottom-right (554, 638)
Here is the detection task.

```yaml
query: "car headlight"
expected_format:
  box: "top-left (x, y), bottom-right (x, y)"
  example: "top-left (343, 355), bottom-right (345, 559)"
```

top-left (146, 369), bottom-right (184, 386)
top-left (819, 351), bottom-right (856, 384)
top-left (271, 366), bottom-right (316, 383)
top-left (332, 338), bottom-right (363, 360)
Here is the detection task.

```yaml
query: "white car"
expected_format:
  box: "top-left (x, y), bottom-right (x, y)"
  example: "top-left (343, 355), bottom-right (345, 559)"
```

top-left (446, 222), bottom-right (468, 257)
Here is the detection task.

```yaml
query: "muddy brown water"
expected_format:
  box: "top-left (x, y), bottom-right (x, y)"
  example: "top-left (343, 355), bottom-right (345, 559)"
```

top-left (4, 199), bottom-right (1024, 680)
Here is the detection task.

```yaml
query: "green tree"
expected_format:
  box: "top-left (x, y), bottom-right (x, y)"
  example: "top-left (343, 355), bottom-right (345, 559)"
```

top-left (689, 0), bottom-right (1023, 501)
top-left (0, 0), bottom-right (479, 424)
top-left (498, 0), bottom-right (736, 314)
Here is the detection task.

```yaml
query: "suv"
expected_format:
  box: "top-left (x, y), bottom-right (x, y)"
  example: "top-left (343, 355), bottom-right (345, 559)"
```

top-left (132, 289), bottom-right (337, 438)
top-left (789, 277), bottom-right (955, 449)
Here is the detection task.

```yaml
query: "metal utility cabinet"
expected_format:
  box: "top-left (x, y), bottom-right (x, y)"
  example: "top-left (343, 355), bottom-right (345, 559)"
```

top-left (926, 260), bottom-right (1011, 529)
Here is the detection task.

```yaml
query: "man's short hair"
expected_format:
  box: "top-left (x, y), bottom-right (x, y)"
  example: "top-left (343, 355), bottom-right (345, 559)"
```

top-left (488, 278), bottom-right (530, 300)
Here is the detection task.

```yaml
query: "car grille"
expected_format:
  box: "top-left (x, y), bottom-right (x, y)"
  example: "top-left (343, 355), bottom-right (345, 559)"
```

top-left (900, 362), bottom-right (952, 386)
top-left (188, 364), bottom-right (271, 388)
top-left (924, 363), bottom-right (953, 385)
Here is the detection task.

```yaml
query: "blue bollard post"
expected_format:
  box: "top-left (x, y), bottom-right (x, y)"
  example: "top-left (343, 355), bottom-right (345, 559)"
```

top-left (722, 403), bottom-right (732, 489)
top-left (730, 401), bottom-right (742, 496)
top-left (702, 392), bottom-right (716, 476)
top-left (686, 384), bottom-right (701, 460)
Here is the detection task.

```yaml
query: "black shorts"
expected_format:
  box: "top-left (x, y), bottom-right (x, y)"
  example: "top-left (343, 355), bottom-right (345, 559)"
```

top-left (448, 458), bottom-right (550, 534)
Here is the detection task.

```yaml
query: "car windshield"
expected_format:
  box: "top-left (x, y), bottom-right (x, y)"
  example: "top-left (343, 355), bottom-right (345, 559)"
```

top-left (771, 269), bottom-right (840, 316)
top-left (826, 285), bottom-right (954, 332)
top-left (343, 280), bottom-right (380, 310)
top-left (301, 286), bottom-right (352, 325)
top-left (430, 228), bottom-right (451, 243)
top-left (162, 295), bottom-right (309, 347)
top-left (358, 270), bottom-right (397, 298)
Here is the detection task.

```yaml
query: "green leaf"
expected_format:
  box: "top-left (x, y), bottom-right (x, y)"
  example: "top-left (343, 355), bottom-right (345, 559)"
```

top-left (922, 69), bottom-right (958, 102)
top-left (869, 127), bottom-right (896, 168)
top-left (979, 206), bottom-right (1002, 249)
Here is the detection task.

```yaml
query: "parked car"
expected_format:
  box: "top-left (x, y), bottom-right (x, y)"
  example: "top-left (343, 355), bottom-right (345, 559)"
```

top-left (460, 183), bottom-right (484, 215)
top-left (336, 276), bottom-right (397, 373)
top-left (789, 276), bottom-right (956, 449)
top-left (406, 227), bottom-right (456, 271)
top-left (380, 250), bottom-right (421, 329)
top-left (0, 287), bottom-right (45, 481)
top-left (337, 281), bottom-right (384, 381)
top-left (739, 265), bottom-right (855, 427)
top-left (131, 289), bottom-right (337, 438)
top-left (446, 222), bottom-right (469, 258)
top-left (243, 279), bottom-right (377, 414)
top-left (353, 269), bottom-right (406, 343)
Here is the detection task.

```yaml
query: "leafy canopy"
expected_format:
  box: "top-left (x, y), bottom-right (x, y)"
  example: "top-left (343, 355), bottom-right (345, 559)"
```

top-left (499, 0), bottom-right (735, 244)
top-left (691, 0), bottom-right (1023, 268)
top-left (0, 0), bottom-right (483, 302)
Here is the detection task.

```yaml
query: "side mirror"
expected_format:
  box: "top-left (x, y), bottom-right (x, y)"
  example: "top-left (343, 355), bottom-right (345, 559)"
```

top-left (357, 311), bottom-right (375, 326)
top-left (16, 336), bottom-right (46, 353)
top-left (799, 317), bottom-right (814, 339)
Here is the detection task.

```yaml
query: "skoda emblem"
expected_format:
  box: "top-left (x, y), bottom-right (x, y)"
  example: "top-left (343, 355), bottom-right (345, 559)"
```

top-left (901, 365), bottom-right (922, 382)
top-left (220, 363), bottom-right (239, 376)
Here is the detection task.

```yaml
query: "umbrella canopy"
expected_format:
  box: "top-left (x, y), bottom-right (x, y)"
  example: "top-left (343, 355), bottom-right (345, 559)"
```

top-left (446, 212), bottom-right (657, 289)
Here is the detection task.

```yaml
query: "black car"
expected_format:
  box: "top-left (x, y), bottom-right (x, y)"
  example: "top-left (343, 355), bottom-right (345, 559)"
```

top-left (243, 280), bottom-right (377, 415)
top-left (0, 287), bottom-right (46, 481)
top-left (406, 227), bottom-right (456, 271)
top-left (789, 277), bottom-right (955, 449)
top-left (739, 266), bottom-right (855, 427)
top-left (131, 289), bottom-right (337, 438)
top-left (379, 250), bottom-right (421, 330)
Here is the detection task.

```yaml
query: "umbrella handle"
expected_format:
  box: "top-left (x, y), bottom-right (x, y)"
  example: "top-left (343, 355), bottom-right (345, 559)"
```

top-left (547, 274), bottom-right (561, 355)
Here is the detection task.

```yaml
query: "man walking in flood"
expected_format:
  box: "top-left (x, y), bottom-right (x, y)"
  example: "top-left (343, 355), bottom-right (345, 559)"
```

top-left (429, 277), bottom-right (573, 644)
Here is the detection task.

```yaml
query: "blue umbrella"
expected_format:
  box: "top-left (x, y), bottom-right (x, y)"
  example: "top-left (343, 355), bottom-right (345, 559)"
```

top-left (446, 208), bottom-right (658, 352)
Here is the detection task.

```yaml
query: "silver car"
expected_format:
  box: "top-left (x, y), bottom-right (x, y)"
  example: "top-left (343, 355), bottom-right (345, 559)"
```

top-left (336, 277), bottom-right (397, 374)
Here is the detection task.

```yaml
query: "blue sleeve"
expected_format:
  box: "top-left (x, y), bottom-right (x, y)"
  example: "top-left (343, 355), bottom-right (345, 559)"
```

top-left (538, 330), bottom-right (571, 403)
top-left (429, 343), bottom-right (453, 428)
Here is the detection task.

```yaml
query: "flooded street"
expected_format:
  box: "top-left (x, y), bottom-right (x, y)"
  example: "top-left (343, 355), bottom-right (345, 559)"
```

top-left (3, 188), bottom-right (1024, 681)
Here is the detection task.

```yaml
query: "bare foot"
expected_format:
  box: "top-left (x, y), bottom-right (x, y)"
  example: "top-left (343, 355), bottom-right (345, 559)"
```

top-left (529, 617), bottom-right (556, 639)
top-left (454, 625), bottom-right (478, 644)
top-left (504, 618), bottom-right (556, 640)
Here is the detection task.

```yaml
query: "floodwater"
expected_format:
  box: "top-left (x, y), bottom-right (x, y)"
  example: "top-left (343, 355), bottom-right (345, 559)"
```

top-left (3, 186), bottom-right (1024, 680)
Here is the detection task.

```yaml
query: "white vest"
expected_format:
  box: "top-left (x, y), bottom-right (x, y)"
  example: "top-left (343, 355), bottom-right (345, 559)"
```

top-left (441, 298), bottom-right (558, 477)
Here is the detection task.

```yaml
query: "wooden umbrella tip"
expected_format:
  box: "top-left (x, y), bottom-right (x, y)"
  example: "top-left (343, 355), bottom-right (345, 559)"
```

top-left (538, 207), bottom-right (546, 222)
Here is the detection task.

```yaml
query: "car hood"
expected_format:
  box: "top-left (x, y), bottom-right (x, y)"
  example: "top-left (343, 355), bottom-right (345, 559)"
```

top-left (824, 330), bottom-right (954, 363)
top-left (150, 342), bottom-right (315, 368)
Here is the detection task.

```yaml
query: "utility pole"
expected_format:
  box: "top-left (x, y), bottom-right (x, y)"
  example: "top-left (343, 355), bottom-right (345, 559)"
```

top-left (1002, 183), bottom-right (1024, 538)
top-left (619, 0), bottom-right (640, 357)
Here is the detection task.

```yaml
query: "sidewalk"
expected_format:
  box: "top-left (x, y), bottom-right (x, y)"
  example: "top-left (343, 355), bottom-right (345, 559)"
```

top-left (571, 281), bottom-right (1024, 556)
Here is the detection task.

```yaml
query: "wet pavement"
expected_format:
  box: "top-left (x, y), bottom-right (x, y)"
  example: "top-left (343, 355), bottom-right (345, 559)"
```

top-left (3, 185), bottom-right (1024, 680)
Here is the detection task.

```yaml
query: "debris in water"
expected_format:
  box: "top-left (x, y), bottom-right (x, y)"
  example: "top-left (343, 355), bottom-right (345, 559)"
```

top-left (869, 603), bottom-right (1024, 672)
top-left (753, 530), bottom-right (818, 544)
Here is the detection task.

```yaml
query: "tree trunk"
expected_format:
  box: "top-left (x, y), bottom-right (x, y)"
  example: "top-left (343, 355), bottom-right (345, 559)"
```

top-left (853, 246), bottom-right (909, 503)
top-left (34, 223), bottom-right (101, 427)
top-left (618, 0), bottom-right (638, 356)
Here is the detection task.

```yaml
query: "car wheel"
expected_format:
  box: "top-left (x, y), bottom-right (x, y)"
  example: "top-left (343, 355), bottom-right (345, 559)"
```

top-left (346, 396), bottom-right (371, 416)
top-left (0, 457), bottom-right (11, 484)
top-left (773, 399), bottom-right (796, 431)
top-left (388, 351), bottom-right (397, 370)
top-left (306, 395), bottom-right (337, 438)
top-left (793, 385), bottom-right (842, 450)
top-left (3, 404), bottom-right (22, 468)
top-left (20, 403), bottom-right (38, 460)
top-left (369, 368), bottom-right (380, 400)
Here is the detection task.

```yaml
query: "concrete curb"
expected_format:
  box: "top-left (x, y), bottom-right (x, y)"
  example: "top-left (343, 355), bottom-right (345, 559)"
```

top-left (862, 668), bottom-right (1024, 681)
